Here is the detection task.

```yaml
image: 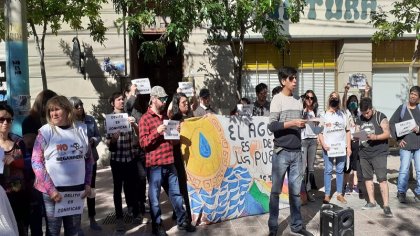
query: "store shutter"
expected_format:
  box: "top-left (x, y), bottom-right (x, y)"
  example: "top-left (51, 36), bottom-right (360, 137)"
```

top-left (372, 68), bottom-right (418, 119)
top-left (298, 70), bottom-right (335, 113)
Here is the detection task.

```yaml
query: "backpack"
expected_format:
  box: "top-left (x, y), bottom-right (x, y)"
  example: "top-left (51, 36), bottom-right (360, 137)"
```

top-left (400, 103), bottom-right (420, 120)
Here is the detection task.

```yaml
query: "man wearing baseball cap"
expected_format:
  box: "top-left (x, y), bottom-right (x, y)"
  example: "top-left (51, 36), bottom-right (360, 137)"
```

top-left (193, 88), bottom-right (215, 116)
top-left (139, 86), bottom-right (196, 236)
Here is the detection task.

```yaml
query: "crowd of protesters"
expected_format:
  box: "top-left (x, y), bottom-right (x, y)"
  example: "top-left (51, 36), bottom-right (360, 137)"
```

top-left (1, 66), bottom-right (419, 236)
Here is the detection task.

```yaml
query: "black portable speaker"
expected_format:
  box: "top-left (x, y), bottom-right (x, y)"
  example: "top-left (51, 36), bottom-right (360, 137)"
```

top-left (320, 203), bottom-right (354, 236)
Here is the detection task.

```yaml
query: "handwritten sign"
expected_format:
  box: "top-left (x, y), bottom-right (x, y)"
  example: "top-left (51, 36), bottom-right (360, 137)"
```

top-left (0, 147), bottom-right (4, 174)
top-left (237, 104), bottom-right (254, 116)
top-left (132, 78), bottom-right (151, 94)
top-left (349, 73), bottom-right (366, 89)
top-left (54, 191), bottom-right (84, 217)
top-left (178, 82), bottom-right (194, 97)
top-left (164, 120), bottom-right (180, 140)
top-left (105, 113), bottom-right (131, 134)
top-left (395, 119), bottom-right (417, 137)
top-left (327, 141), bottom-right (346, 157)
top-left (352, 130), bottom-right (368, 141)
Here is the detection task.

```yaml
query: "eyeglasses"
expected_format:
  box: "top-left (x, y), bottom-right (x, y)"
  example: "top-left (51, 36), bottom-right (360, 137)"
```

top-left (305, 96), bottom-right (314, 100)
top-left (0, 117), bottom-right (13, 124)
top-left (158, 96), bottom-right (168, 103)
top-left (75, 104), bottom-right (83, 109)
top-left (288, 75), bottom-right (297, 81)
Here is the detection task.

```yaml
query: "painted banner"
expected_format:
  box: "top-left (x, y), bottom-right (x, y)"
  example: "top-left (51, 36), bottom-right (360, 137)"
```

top-left (180, 115), bottom-right (300, 224)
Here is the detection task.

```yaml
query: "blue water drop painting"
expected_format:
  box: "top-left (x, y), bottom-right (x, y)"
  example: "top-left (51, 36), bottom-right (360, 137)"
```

top-left (199, 132), bottom-right (211, 158)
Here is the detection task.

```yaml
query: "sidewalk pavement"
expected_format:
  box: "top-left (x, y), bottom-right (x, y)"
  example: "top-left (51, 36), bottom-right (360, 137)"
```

top-left (80, 154), bottom-right (420, 236)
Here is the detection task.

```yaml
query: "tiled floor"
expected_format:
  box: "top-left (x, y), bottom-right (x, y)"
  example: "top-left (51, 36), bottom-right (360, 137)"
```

top-left (78, 154), bottom-right (420, 236)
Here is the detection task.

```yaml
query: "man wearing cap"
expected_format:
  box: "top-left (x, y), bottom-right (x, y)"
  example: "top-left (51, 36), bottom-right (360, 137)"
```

top-left (139, 86), bottom-right (196, 236)
top-left (193, 88), bottom-right (215, 117)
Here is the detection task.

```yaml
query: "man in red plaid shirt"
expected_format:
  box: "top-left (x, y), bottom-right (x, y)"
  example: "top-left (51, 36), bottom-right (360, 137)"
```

top-left (139, 86), bottom-right (196, 236)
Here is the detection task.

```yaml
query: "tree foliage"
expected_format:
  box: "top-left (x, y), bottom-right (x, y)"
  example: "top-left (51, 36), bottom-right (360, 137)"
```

top-left (112, 0), bottom-right (202, 62)
top-left (1, 0), bottom-right (108, 90)
top-left (201, 0), bottom-right (305, 97)
top-left (370, 1), bottom-right (420, 83)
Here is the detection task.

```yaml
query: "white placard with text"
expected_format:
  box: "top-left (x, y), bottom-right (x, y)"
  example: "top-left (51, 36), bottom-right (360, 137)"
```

top-left (395, 119), bottom-right (417, 137)
top-left (164, 120), bottom-right (180, 140)
top-left (54, 191), bottom-right (84, 217)
top-left (105, 113), bottom-right (131, 134)
top-left (132, 78), bottom-right (151, 94)
top-left (178, 82), bottom-right (194, 97)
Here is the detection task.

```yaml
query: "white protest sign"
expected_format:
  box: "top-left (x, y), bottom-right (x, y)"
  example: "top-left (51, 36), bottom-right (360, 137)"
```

top-left (0, 147), bottom-right (4, 174)
top-left (164, 120), bottom-right (180, 140)
top-left (352, 130), bottom-right (368, 141)
top-left (178, 82), bottom-right (194, 97)
top-left (349, 73), bottom-right (367, 89)
top-left (237, 104), bottom-right (254, 116)
top-left (105, 113), bottom-right (131, 134)
top-left (327, 141), bottom-right (346, 157)
top-left (132, 78), bottom-right (151, 94)
top-left (395, 119), bottom-right (417, 137)
top-left (54, 191), bottom-right (84, 217)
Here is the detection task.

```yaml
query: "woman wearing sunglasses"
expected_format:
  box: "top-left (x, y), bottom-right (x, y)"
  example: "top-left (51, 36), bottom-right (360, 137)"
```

top-left (301, 90), bottom-right (319, 202)
top-left (69, 97), bottom-right (102, 232)
top-left (0, 103), bottom-right (29, 236)
top-left (32, 96), bottom-right (94, 236)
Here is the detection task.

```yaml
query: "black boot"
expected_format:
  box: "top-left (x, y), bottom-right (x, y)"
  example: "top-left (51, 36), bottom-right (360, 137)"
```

top-left (309, 172), bottom-right (318, 190)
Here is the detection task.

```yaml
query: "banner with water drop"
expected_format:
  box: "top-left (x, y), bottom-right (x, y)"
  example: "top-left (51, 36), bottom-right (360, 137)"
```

top-left (180, 114), bottom-right (302, 224)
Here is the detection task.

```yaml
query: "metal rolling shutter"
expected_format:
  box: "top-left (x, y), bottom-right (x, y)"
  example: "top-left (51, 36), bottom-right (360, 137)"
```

top-left (372, 68), bottom-right (418, 119)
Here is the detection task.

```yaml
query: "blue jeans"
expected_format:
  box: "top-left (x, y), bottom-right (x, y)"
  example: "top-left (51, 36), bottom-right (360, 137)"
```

top-left (398, 149), bottom-right (420, 195)
top-left (147, 164), bottom-right (186, 225)
top-left (42, 193), bottom-right (80, 236)
top-left (268, 150), bottom-right (303, 233)
top-left (323, 152), bottom-right (346, 195)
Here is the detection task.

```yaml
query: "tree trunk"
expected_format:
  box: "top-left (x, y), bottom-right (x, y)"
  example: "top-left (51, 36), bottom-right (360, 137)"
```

top-left (30, 21), bottom-right (48, 90)
top-left (409, 14), bottom-right (420, 88)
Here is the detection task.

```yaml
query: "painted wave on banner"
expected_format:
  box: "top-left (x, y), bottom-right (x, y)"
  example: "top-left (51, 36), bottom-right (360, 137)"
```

top-left (180, 114), bottom-right (294, 224)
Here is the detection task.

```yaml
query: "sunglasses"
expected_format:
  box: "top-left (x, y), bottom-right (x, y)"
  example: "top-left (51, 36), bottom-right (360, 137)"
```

top-left (305, 96), bottom-right (314, 100)
top-left (0, 117), bottom-right (13, 123)
top-left (158, 96), bottom-right (168, 103)
top-left (288, 75), bottom-right (297, 81)
top-left (75, 104), bottom-right (84, 109)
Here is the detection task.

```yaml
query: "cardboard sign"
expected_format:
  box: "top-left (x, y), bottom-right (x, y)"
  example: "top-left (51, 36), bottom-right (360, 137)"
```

top-left (395, 119), bottom-right (417, 137)
top-left (237, 104), bottom-right (254, 116)
top-left (54, 191), bottom-right (84, 217)
top-left (348, 73), bottom-right (367, 89)
top-left (327, 141), bottom-right (346, 157)
top-left (164, 120), bottom-right (180, 140)
top-left (352, 130), bottom-right (368, 141)
top-left (132, 78), bottom-right (151, 94)
top-left (105, 113), bottom-right (131, 134)
top-left (178, 82), bottom-right (194, 97)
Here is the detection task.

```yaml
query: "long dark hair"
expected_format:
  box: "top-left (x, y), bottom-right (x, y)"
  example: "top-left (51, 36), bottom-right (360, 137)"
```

top-left (303, 90), bottom-right (319, 117)
top-left (171, 92), bottom-right (189, 121)
top-left (346, 95), bottom-right (359, 116)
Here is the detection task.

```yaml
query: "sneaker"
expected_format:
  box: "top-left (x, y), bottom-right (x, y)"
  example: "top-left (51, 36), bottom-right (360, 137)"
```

top-left (115, 219), bottom-right (125, 232)
top-left (362, 202), bottom-right (377, 210)
top-left (337, 195), bottom-right (347, 204)
top-left (383, 206), bottom-right (393, 217)
top-left (415, 195), bottom-right (420, 202)
top-left (323, 195), bottom-right (330, 204)
top-left (345, 185), bottom-right (352, 195)
top-left (292, 228), bottom-right (314, 236)
top-left (89, 218), bottom-right (102, 231)
top-left (397, 192), bottom-right (407, 203)
top-left (132, 214), bottom-right (144, 225)
top-left (152, 224), bottom-right (167, 236)
top-left (352, 185), bottom-right (359, 194)
top-left (127, 206), bottom-right (133, 217)
top-left (177, 222), bottom-right (196, 232)
top-left (307, 192), bottom-right (316, 202)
